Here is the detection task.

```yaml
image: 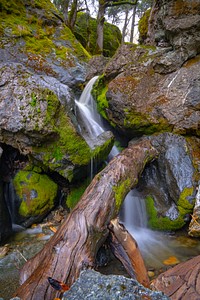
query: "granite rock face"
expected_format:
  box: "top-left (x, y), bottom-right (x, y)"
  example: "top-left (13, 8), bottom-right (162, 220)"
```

top-left (147, 0), bottom-right (200, 61)
top-left (63, 270), bottom-right (170, 300)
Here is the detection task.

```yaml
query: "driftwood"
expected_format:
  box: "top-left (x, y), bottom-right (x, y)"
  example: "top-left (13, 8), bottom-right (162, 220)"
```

top-left (152, 255), bottom-right (200, 299)
top-left (109, 218), bottom-right (150, 288)
top-left (14, 139), bottom-right (158, 300)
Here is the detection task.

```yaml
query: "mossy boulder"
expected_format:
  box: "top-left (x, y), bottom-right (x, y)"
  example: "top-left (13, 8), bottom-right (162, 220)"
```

top-left (145, 187), bottom-right (195, 231)
top-left (74, 12), bottom-right (122, 57)
top-left (0, 0), bottom-right (90, 87)
top-left (136, 133), bottom-right (197, 231)
top-left (13, 169), bottom-right (58, 226)
top-left (92, 44), bottom-right (200, 138)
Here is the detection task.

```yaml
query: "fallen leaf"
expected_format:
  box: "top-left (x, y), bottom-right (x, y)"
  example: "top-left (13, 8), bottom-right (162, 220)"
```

top-left (163, 256), bottom-right (180, 265)
top-left (50, 226), bottom-right (57, 233)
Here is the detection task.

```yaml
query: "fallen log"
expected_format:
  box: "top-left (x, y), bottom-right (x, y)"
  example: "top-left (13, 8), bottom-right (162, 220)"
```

top-left (14, 138), bottom-right (158, 300)
top-left (108, 218), bottom-right (150, 288)
top-left (151, 254), bottom-right (200, 299)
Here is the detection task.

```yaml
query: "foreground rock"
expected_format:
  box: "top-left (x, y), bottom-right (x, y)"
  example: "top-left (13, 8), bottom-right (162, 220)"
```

top-left (63, 269), bottom-right (169, 300)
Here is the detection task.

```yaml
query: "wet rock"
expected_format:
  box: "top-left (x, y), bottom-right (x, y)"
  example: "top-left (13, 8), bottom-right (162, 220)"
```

top-left (86, 56), bottom-right (110, 81)
top-left (188, 184), bottom-right (200, 237)
top-left (63, 269), bottom-right (170, 300)
top-left (135, 133), bottom-right (197, 230)
top-left (97, 45), bottom-right (200, 137)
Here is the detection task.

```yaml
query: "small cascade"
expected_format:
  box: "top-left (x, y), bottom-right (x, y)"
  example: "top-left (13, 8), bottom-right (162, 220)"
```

top-left (76, 76), bottom-right (118, 164)
top-left (4, 180), bottom-right (24, 232)
top-left (75, 76), bottom-right (104, 144)
top-left (4, 181), bottom-right (16, 225)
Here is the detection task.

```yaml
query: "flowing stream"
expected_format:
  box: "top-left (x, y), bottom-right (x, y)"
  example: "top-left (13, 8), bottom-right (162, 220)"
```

top-left (75, 76), bottom-right (200, 273)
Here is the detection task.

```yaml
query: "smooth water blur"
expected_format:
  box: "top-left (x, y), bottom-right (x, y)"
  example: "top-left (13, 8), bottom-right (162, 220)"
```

top-left (120, 189), bottom-right (200, 271)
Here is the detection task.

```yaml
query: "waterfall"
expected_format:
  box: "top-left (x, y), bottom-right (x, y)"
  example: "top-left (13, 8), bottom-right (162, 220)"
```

top-left (76, 76), bottom-right (184, 269)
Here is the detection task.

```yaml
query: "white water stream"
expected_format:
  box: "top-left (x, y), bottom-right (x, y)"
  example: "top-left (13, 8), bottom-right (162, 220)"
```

top-left (76, 77), bottom-right (200, 271)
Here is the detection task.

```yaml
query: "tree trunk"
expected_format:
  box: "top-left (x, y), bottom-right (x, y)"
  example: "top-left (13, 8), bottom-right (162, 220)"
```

top-left (14, 138), bottom-right (158, 300)
top-left (122, 8), bottom-right (129, 43)
top-left (96, 0), bottom-right (106, 54)
top-left (109, 218), bottom-right (150, 288)
top-left (130, 4), bottom-right (137, 43)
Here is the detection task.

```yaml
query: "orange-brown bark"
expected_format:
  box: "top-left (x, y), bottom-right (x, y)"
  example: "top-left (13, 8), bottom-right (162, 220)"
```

top-left (14, 139), bottom-right (157, 300)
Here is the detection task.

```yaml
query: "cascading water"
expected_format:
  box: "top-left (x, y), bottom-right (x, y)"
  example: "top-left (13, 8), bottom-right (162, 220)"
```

top-left (76, 76), bottom-right (200, 271)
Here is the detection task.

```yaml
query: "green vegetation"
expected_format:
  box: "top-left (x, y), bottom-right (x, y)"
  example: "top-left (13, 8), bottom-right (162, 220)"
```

top-left (26, 87), bottom-right (92, 181)
top-left (74, 12), bottom-right (122, 57)
top-left (92, 135), bottom-right (114, 163)
top-left (66, 179), bottom-right (90, 209)
top-left (92, 75), bottom-right (110, 121)
top-left (145, 187), bottom-right (195, 231)
top-left (0, 0), bottom-right (90, 69)
top-left (124, 108), bottom-right (173, 135)
top-left (138, 8), bottom-right (151, 44)
top-left (13, 170), bottom-right (58, 217)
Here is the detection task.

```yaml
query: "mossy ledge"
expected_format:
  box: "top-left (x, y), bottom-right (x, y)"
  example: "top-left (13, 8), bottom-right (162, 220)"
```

top-left (145, 187), bottom-right (195, 231)
top-left (30, 88), bottom-right (92, 181)
top-left (92, 75), bottom-right (110, 121)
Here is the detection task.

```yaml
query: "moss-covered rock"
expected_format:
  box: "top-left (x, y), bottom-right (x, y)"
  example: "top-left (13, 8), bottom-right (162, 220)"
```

top-left (74, 12), bottom-right (122, 57)
top-left (0, 0), bottom-right (90, 86)
top-left (145, 188), bottom-right (195, 231)
top-left (13, 169), bottom-right (58, 224)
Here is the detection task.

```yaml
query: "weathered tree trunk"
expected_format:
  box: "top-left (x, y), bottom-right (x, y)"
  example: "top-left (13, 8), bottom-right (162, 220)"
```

top-left (109, 218), bottom-right (150, 288)
top-left (152, 255), bottom-right (200, 299)
top-left (14, 139), bottom-right (158, 300)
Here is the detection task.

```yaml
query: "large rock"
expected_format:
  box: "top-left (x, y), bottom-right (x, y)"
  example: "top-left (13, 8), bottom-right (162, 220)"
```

top-left (0, 0), bottom-right (90, 87)
top-left (135, 133), bottom-right (197, 231)
top-left (147, 0), bottom-right (200, 62)
top-left (63, 269), bottom-right (170, 300)
top-left (0, 62), bottom-right (93, 181)
top-left (92, 44), bottom-right (200, 138)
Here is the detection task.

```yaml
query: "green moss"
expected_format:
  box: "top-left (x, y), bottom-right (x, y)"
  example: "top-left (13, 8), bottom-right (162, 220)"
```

top-left (145, 195), bottom-right (185, 230)
top-left (13, 170), bottom-right (58, 217)
top-left (145, 188), bottom-right (195, 231)
top-left (138, 9), bottom-right (151, 44)
top-left (0, 0), bottom-right (90, 64)
top-left (92, 75), bottom-right (110, 121)
top-left (113, 178), bottom-right (131, 211)
top-left (66, 179), bottom-right (90, 209)
top-left (177, 187), bottom-right (194, 211)
top-left (124, 108), bottom-right (173, 135)
top-left (31, 88), bottom-right (92, 180)
top-left (92, 135), bottom-right (114, 163)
